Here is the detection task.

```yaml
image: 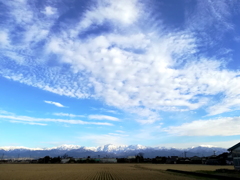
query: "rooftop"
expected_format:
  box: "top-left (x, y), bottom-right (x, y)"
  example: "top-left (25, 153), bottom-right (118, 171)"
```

top-left (227, 142), bottom-right (240, 151)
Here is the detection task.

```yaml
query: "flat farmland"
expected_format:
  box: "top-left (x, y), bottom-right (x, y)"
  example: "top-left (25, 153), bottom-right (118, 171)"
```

top-left (136, 164), bottom-right (234, 171)
top-left (0, 164), bottom-right (234, 180)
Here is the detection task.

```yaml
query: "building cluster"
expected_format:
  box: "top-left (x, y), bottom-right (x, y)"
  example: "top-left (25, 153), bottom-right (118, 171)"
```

top-left (0, 153), bottom-right (233, 165)
top-left (152, 153), bottom-right (233, 165)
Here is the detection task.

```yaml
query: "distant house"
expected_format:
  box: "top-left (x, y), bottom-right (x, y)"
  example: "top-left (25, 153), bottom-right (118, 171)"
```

top-left (190, 156), bottom-right (202, 164)
top-left (228, 142), bottom-right (240, 170)
top-left (153, 156), bottom-right (167, 164)
top-left (99, 158), bottom-right (117, 163)
top-left (127, 156), bottom-right (136, 159)
top-left (216, 152), bottom-right (232, 165)
top-left (226, 153), bottom-right (233, 165)
top-left (30, 160), bottom-right (38, 163)
top-left (127, 156), bottom-right (136, 163)
top-left (166, 156), bottom-right (178, 164)
top-left (61, 158), bottom-right (70, 163)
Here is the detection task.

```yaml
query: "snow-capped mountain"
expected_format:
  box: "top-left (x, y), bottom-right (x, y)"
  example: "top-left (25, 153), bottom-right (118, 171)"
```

top-left (48, 145), bottom-right (82, 151)
top-left (0, 146), bottom-right (43, 151)
top-left (0, 144), bottom-right (228, 159)
top-left (95, 144), bottom-right (147, 152)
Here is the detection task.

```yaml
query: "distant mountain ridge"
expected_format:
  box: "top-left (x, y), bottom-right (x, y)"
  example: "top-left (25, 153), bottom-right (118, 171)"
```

top-left (0, 144), bottom-right (228, 159)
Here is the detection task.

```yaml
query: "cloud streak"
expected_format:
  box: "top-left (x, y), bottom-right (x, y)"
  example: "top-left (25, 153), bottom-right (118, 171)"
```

top-left (53, 113), bottom-right (84, 118)
top-left (10, 120), bottom-right (47, 126)
top-left (88, 115), bottom-right (120, 121)
top-left (0, 114), bottom-right (113, 126)
top-left (44, 101), bottom-right (65, 108)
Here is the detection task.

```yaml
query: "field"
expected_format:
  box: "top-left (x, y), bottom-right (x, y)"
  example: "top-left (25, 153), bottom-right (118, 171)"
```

top-left (136, 163), bottom-right (234, 171)
top-left (0, 164), bottom-right (235, 180)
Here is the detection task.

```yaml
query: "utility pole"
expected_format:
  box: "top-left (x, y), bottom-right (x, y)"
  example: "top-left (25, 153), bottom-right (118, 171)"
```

top-left (213, 151), bottom-right (216, 156)
top-left (184, 151), bottom-right (187, 158)
top-left (1, 153), bottom-right (4, 160)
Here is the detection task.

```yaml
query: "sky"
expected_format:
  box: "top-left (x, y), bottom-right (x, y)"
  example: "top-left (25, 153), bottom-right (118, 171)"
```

top-left (0, 0), bottom-right (240, 149)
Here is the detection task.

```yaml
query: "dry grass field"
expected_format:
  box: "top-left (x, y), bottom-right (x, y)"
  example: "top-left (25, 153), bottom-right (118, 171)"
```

top-left (0, 164), bottom-right (235, 180)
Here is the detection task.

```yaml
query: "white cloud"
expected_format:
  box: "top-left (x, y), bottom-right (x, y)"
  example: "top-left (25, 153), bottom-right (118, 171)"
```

top-left (88, 115), bottom-right (120, 121)
top-left (136, 115), bottom-right (161, 125)
top-left (0, 109), bottom-right (14, 115)
top-left (0, 0), bottom-right (58, 65)
top-left (108, 133), bottom-right (128, 137)
top-left (156, 139), bottom-right (240, 149)
top-left (116, 130), bottom-right (125, 133)
top-left (92, 108), bottom-right (119, 114)
top-left (43, 6), bottom-right (56, 16)
top-left (0, 31), bottom-right (9, 47)
top-left (10, 120), bottom-right (47, 126)
top-left (0, 0), bottom-right (240, 125)
top-left (74, 0), bottom-right (141, 33)
top-left (0, 114), bottom-right (113, 126)
top-left (53, 113), bottom-right (84, 118)
top-left (44, 101), bottom-right (65, 108)
top-left (165, 116), bottom-right (240, 136)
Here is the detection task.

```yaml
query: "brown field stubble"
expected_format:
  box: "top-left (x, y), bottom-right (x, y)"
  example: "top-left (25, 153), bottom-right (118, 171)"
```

top-left (135, 164), bottom-right (234, 171)
top-left (0, 164), bottom-right (234, 180)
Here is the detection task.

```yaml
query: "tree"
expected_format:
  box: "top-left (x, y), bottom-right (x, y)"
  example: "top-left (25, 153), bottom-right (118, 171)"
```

top-left (138, 153), bottom-right (144, 158)
top-left (43, 156), bottom-right (51, 163)
top-left (62, 153), bottom-right (69, 159)
top-left (136, 152), bottom-right (144, 163)
top-left (51, 156), bottom-right (61, 163)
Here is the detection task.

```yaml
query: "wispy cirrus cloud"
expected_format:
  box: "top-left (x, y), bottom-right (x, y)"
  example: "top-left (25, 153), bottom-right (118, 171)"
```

top-left (108, 133), bottom-right (128, 137)
top-left (0, 113), bottom-right (113, 126)
top-left (53, 113), bottom-right (84, 118)
top-left (0, 31), bottom-right (9, 47)
top-left (10, 120), bottom-right (47, 126)
top-left (115, 130), bottom-right (125, 133)
top-left (88, 115), bottom-right (120, 121)
top-left (91, 107), bottom-right (119, 114)
top-left (44, 101), bottom-right (65, 108)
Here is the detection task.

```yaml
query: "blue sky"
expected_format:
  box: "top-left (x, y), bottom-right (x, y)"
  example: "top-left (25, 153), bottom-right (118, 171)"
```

top-left (0, 0), bottom-right (240, 149)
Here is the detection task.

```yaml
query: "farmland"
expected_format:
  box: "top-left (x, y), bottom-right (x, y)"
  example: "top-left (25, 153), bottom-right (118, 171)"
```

top-left (0, 164), bottom-right (235, 180)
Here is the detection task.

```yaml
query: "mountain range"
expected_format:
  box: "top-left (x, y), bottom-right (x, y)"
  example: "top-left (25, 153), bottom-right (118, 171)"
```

top-left (0, 144), bottom-right (228, 159)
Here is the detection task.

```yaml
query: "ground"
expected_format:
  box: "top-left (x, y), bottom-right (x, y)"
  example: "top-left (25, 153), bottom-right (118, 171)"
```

top-left (0, 164), bottom-right (236, 180)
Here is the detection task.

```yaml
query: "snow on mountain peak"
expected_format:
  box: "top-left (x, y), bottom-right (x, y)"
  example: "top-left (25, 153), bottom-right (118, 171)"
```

top-left (199, 145), bottom-right (217, 148)
top-left (51, 144), bottom-right (81, 150)
top-left (189, 145), bottom-right (218, 150)
top-left (96, 144), bottom-right (125, 152)
top-left (127, 144), bottom-right (147, 150)
top-left (0, 144), bottom-right (227, 155)
top-left (0, 146), bottom-right (42, 151)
